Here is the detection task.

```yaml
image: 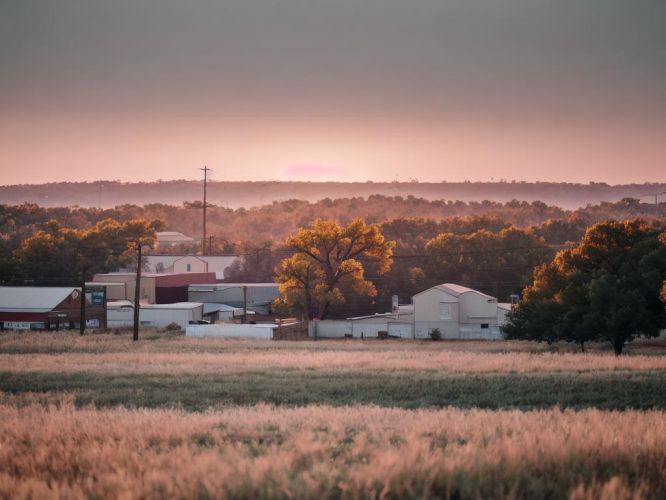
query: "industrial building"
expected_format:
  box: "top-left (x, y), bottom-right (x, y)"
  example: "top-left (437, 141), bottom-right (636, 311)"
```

top-left (93, 272), bottom-right (216, 304)
top-left (141, 255), bottom-right (239, 279)
top-left (412, 283), bottom-right (510, 339)
top-left (307, 283), bottom-right (510, 340)
top-left (188, 283), bottom-right (280, 315)
top-left (0, 287), bottom-right (106, 331)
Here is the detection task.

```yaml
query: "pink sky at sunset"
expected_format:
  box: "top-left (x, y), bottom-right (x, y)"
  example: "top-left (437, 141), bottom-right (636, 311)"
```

top-left (1, 0), bottom-right (664, 185)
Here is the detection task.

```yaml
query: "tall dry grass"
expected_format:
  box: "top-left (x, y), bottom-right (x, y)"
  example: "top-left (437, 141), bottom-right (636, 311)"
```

top-left (0, 399), bottom-right (664, 499)
top-left (2, 348), bottom-right (666, 375)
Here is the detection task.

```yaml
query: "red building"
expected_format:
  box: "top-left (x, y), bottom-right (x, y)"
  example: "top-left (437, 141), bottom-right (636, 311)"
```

top-left (0, 287), bottom-right (106, 331)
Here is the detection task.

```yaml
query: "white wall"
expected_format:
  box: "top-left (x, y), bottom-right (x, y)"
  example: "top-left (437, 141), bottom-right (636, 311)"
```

top-left (351, 320), bottom-right (388, 338)
top-left (388, 322), bottom-right (413, 339)
top-left (173, 256), bottom-right (207, 273)
top-left (308, 318), bottom-right (413, 339)
top-left (186, 323), bottom-right (275, 339)
top-left (309, 320), bottom-right (351, 338)
top-left (459, 292), bottom-right (499, 324)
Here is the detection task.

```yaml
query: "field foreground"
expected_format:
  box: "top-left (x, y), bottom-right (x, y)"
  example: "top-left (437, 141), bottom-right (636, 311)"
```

top-left (1, 332), bottom-right (665, 499)
top-left (1, 399), bottom-right (665, 499)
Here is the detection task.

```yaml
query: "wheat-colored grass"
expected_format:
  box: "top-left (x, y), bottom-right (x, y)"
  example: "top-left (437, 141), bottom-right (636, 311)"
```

top-left (3, 349), bottom-right (666, 375)
top-left (0, 398), bottom-right (664, 499)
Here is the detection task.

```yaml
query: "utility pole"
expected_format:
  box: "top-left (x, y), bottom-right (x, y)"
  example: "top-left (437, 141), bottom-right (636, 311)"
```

top-left (133, 243), bottom-right (142, 342)
top-left (79, 265), bottom-right (87, 336)
top-left (242, 285), bottom-right (247, 323)
top-left (200, 166), bottom-right (211, 255)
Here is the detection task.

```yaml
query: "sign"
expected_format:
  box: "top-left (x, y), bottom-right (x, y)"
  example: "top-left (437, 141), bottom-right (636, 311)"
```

top-left (85, 285), bottom-right (106, 307)
top-left (4, 321), bottom-right (31, 330)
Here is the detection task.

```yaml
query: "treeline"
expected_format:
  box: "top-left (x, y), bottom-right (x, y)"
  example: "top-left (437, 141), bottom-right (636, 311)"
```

top-left (2, 196), bottom-right (664, 248)
top-left (2, 180), bottom-right (665, 210)
top-left (1, 198), bottom-right (664, 317)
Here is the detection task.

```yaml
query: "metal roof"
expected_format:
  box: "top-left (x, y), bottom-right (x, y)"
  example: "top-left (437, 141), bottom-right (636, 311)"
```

top-left (107, 301), bottom-right (204, 310)
top-left (202, 303), bottom-right (244, 314)
top-left (142, 302), bottom-right (204, 310)
top-left (413, 283), bottom-right (496, 300)
top-left (0, 287), bottom-right (79, 313)
top-left (189, 283), bottom-right (278, 289)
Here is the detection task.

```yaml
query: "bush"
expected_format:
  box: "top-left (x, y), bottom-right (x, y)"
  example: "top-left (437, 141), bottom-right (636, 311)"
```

top-left (429, 328), bottom-right (442, 341)
top-left (163, 322), bottom-right (182, 332)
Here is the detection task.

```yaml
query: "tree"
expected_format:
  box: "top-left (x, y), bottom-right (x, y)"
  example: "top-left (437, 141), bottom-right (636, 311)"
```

top-left (224, 241), bottom-right (276, 282)
top-left (15, 218), bottom-right (163, 336)
top-left (274, 219), bottom-right (394, 319)
top-left (423, 227), bottom-right (552, 301)
top-left (504, 220), bottom-right (666, 354)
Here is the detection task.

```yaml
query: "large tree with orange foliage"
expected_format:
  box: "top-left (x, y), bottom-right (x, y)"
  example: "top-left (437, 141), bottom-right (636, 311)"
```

top-left (274, 219), bottom-right (394, 319)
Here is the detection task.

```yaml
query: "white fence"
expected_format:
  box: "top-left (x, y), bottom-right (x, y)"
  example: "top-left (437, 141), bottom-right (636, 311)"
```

top-left (309, 320), bottom-right (414, 339)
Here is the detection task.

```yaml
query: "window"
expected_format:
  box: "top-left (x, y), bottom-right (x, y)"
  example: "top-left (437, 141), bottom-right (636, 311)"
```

top-left (187, 263), bottom-right (191, 272)
top-left (440, 304), bottom-right (451, 320)
top-left (481, 323), bottom-right (489, 329)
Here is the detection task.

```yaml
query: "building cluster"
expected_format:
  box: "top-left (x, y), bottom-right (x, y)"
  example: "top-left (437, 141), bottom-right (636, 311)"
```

top-left (0, 253), bottom-right (283, 332)
top-left (0, 235), bottom-right (513, 339)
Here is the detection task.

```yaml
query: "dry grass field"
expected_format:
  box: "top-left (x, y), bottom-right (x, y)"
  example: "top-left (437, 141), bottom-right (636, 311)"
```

top-left (1, 331), bottom-right (665, 499)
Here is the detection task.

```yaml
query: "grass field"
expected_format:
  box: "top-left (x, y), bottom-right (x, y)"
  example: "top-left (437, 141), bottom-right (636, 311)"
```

top-left (1, 331), bottom-right (665, 499)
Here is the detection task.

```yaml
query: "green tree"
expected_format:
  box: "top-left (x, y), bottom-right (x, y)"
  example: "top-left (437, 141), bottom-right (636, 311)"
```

top-left (504, 220), bottom-right (666, 354)
top-left (424, 227), bottom-right (552, 300)
top-left (274, 219), bottom-right (394, 319)
top-left (15, 218), bottom-right (163, 282)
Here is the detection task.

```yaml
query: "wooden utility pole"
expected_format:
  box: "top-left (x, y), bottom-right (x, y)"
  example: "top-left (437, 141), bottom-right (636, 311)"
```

top-left (242, 285), bottom-right (247, 323)
top-left (200, 166), bottom-right (211, 255)
top-left (133, 243), bottom-right (142, 341)
top-left (79, 268), bottom-right (86, 336)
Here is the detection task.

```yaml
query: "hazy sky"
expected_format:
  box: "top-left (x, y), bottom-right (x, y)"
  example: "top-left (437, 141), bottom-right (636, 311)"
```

top-left (1, 0), bottom-right (665, 184)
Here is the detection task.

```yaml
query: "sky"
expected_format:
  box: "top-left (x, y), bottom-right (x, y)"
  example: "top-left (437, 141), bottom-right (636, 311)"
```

top-left (1, 0), bottom-right (665, 185)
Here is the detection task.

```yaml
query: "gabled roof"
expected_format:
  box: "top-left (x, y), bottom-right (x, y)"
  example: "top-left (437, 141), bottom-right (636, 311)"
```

top-left (0, 287), bottom-right (79, 313)
top-left (414, 283), bottom-right (496, 300)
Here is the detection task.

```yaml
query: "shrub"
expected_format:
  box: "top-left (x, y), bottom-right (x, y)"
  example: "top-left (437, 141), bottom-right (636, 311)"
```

top-left (430, 328), bottom-right (442, 341)
top-left (162, 322), bottom-right (182, 332)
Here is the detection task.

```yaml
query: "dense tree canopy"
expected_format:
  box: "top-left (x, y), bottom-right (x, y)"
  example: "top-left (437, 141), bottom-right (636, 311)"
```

top-left (504, 220), bottom-right (666, 354)
top-left (275, 219), bottom-right (394, 319)
top-left (13, 218), bottom-right (163, 284)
